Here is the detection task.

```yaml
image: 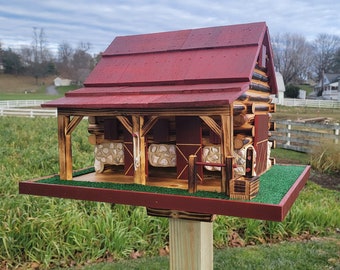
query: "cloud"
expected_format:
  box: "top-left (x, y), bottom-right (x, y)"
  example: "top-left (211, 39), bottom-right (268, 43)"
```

top-left (1, 0), bottom-right (339, 54)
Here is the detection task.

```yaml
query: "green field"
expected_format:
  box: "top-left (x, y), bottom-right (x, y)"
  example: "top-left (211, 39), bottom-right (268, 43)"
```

top-left (0, 74), bottom-right (79, 99)
top-left (0, 117), bottom-right (339, 269)
top-left (1, 75), bottom-right (339, 269)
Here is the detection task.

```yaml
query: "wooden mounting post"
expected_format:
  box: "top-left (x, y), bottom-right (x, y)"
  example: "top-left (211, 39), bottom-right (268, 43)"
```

top-left (169, 219), bottom-right (213, 270)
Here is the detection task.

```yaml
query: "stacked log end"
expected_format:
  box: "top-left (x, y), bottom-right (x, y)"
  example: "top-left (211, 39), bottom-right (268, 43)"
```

top-left (233, 65), bottom-right (277, 166)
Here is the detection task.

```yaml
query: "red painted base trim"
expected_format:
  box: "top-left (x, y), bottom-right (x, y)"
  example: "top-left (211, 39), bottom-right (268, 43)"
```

top-left (19, 166), bottom-right (310, 222)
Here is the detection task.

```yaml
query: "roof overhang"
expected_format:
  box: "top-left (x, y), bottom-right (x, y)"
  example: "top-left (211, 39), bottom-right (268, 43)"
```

top-left (43, 82), bottom-right (249, 109)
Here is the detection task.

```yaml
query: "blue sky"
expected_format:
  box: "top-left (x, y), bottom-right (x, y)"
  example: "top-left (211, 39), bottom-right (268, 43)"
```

top-left (0, 0), bottom-right (339, 54)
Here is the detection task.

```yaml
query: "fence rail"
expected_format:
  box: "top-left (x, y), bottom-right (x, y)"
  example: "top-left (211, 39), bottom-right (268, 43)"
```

top-left (0, 108), bottom-right (57, 118)
top-left (0, 100), bottom-right (50, 108)
top-left (274, 98), bottom-right (340, 108)
top-left (271, 120), bottom-right (340, 153)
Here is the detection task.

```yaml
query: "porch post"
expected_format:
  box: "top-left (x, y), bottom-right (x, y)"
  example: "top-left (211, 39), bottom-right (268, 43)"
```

top-left (132, 115), bottom-right (146, 185)
top-left (221, 111), bottom-right (234, 195)
top-left (58, 114), bottom-right (72, 180)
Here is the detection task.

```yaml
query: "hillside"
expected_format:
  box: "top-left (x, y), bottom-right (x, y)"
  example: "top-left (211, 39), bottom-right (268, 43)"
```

top-left (0, 74), bottom-right (54, 93)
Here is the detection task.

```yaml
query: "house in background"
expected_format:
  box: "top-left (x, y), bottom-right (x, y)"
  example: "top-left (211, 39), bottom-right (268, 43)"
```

top-left (54, 77), bottom-right (72, 87)
top-left (313, 73), bottom-right (340, 100)
top-left (275, 72), bottom-right (285, 104)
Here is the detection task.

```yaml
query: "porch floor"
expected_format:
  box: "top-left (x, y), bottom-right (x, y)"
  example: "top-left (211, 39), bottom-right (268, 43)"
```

top-left (74, 166), bottom-right (223, 193)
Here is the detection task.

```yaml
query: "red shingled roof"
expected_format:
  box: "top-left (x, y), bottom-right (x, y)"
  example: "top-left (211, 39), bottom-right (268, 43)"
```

top-left (43, 22), bottom-right (277, 109)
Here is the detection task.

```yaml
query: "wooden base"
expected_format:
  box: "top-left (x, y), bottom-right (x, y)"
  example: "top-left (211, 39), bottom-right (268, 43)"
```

top-left (147, 208), bottom-right (215, 222)
top-left (169, 219), bottom-right (213, 270)
top-left (19, 165), bottom-right (311, 222)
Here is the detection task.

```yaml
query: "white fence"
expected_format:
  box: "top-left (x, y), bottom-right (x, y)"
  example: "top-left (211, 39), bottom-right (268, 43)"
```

top-left (0, 100), bottom-right (50, 108)
top-left (276, 98), bottom-right (340, 108)
top-left (0, 100), bottom-right (56, 117)
top-left (0, 108), bottom-right (57, 117)
top-left (271, 120), bottom-right (340, 153)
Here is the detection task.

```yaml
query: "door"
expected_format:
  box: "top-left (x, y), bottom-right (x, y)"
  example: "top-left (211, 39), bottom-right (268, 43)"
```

top-left (175, 116), bottom-right (203, 180)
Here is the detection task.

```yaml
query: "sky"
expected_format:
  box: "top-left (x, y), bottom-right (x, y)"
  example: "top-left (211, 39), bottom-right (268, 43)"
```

top-left (0, 0), bottom-right (339, 55)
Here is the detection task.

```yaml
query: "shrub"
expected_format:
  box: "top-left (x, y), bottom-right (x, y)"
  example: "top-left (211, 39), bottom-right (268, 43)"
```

top-left (310, 140), bottom-right (340, 173)
top-left (285, 84), bottom-right (300, 98)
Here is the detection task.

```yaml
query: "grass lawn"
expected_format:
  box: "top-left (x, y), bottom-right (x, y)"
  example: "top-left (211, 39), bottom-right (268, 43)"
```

top-left (0, 74), bottom-right (54, 93)
top-left (0, 74), bottom-right (80, 99)
top-left (0, 91), bottom-right (339, 269)
top-left (273, 105), bottom-right (340, 122)
top-left (79, 234), bottom-right (340, 270)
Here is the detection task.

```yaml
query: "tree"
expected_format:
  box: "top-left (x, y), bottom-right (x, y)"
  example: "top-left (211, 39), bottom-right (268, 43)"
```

top-left (55, 41), bottom-right (95, 84)
top-left (272, 33), bottom-right (314, 85)
top-left (57, 41), bottom-right (74, 76)
top-left (0, 41), bottom-right (3, 73)
top-left (2, 49), bottom-right (23, 75)
top-left (28, 27), bottom-right (54, 83)
top-left (32, 27), bottom-right (50, 63)
top-left (334, 48), bottom-right (340, 73)
top-left (71, 42), bottom-right (94, 84)
top-left (19, 46), bottom-right (33, 67)
top-left (313, 33), bottom-right (340, 79)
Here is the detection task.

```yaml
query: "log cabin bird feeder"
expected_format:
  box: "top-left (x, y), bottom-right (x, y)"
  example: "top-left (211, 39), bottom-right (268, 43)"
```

top-left (20, 22), bottom-right (310, 222)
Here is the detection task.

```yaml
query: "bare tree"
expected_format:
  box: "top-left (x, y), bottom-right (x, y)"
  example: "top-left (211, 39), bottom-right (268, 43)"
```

top-left (30, 27), bottom-right (54, 83)
top-left (78, 41), bottom-right (91, 53)
top-left (71, 42), bottom-right (94, 84)
top-left (19, 46), bottom-right (33, 66)
top-left (312, 33), bottom-right (340, 80)
top-left (334, 48), bottom-right (340, 73)
top-left (55, 41), bottom-right (95, 83)
top-left (0, 41), bottom-right (3, 72)
top-left (58, 41), bottom-right (73, 63)
top-left (272, 33), bottom-right (314, 85)
top-left (32, 27), bottom-right (50, 63)
top-left (57, 41), bottom-right (74, 76)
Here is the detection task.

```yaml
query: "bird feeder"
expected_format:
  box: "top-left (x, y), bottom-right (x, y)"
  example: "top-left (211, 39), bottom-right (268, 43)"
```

top-left (20, 22), bottom-right (310, 270)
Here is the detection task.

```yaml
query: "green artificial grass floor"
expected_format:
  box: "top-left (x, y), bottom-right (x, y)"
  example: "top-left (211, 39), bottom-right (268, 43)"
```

top-left (37, 165), bottom-right (308, 205)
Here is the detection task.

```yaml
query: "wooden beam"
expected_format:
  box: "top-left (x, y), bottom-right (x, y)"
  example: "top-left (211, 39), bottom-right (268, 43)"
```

top-left (117, 116), bottom-right (132, 134)
top-left (199, 116), bottom-right (221, 138)
top-left (58, 115), bottom-right (72, 180)
top-left (139, 116), bottom-right (147, 185)
top-left (58, 106), bottom-right (231, 117)
top-left (66, 116), bottom-right (83, 135)
top-left (169, 219), bottom-right (213, 270)
top-left (132, 116), bottom-right (146, 185)
top-left (221, 111), bottom-right (234, 194)
top-left (141, 116), bottom-right (159, 136)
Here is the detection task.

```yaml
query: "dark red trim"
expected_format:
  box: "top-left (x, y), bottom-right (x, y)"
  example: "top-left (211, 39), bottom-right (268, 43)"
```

top-left (280, 165), bottom-right (311, 218)
top-left (19, 166), bottom-right (310, 222)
